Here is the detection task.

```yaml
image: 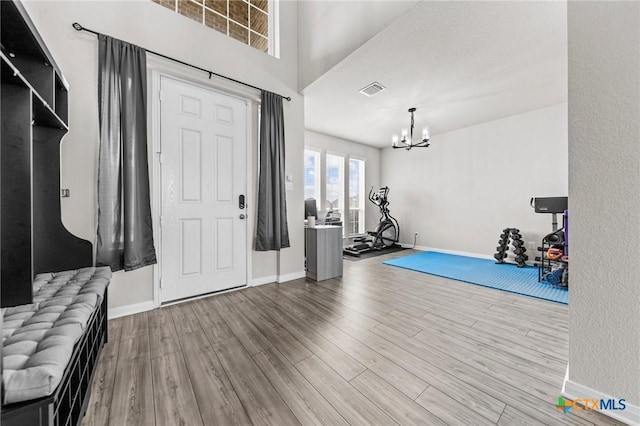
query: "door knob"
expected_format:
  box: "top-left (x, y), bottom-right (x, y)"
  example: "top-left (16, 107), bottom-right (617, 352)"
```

top-left (239, 214), bottom-right (246, 219)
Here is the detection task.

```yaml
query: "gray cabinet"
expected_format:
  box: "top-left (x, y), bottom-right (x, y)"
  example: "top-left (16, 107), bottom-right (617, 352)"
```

top-left (305, 225), bottom-right (343, 281)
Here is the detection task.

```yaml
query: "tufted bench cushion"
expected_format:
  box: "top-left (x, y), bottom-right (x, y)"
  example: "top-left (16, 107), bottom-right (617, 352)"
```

top-left (32, 267), bottom-right (111, 303)
top-left (2, 267), bottom-right (111, 405)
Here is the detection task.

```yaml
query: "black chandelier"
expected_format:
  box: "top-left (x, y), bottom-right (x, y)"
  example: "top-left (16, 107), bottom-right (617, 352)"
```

top-left (392, 107), bottom-right (430, 150)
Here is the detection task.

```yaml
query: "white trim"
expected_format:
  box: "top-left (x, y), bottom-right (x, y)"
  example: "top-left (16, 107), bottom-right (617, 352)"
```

top-left (562, 379), bottom-right (640, 425)
top-left (245, 98), bottom-right (254, 295)
top-left (400, 244), bottom-right (495, 261)
top-left (561, 363), bottom-right (570, 394)
top-left (269, 0), bottom-right (280, 58)
top-left (303, 148), bottom-right (321, 208)
top-left (304, 147), bottom-right (322, 154)
top-left (148, 62), bottom-right (254, 308)
top-left (251, 271), bottom-right (305, 286)
top-left (159, 285), bottom-right (247, 307)
top-left (326, 152), bottom-right (346, 236)
top-left (150, 69), bottom-right (162, 309)
top-left (348, 153), bottom-right (368, 162)
top-left (108, 301), bottom-right (155, 320)
top-left (251, 275), bottom-right (277, 287)
top-left (277, 271), bottom-right (306, 283)
top-left (346, 156), bottom-right (366, 236)
top-left (147, 55), bottom-right (261, 102)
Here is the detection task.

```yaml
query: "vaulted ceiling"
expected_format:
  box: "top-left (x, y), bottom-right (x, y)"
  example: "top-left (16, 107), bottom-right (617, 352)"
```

top-left (299, 1), bottom-right (568, 148)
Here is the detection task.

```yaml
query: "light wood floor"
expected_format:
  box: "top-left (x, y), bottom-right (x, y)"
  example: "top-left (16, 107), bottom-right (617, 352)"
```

top-left (83, 250), bottom-right (622, 426)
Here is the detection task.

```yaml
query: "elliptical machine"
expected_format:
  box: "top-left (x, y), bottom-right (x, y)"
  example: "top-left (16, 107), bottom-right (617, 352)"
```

top-left (343, 186), bottom-right (400, 256)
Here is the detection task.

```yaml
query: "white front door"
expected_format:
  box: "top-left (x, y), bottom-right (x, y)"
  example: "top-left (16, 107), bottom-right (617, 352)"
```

top-left (160, 76), bottom-right (248, 303)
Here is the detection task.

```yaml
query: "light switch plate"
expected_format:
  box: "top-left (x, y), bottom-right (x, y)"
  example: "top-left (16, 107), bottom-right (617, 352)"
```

top-left (286, 182), bottom-right (293, 191)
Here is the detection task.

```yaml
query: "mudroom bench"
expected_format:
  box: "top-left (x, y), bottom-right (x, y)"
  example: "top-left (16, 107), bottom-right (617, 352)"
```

top-left (2, 267), bottom-right (111, 426)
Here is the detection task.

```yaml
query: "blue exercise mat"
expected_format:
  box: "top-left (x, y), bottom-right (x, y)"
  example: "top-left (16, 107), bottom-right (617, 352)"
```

top-left (383, 251), bottom-right (568, 304)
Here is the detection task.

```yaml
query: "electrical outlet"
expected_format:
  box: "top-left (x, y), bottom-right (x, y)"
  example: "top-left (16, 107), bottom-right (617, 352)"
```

top-left (528, 241), bottom-right (535, 250)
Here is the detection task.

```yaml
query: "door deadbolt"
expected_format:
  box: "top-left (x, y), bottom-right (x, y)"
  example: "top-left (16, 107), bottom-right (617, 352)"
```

top-left (239, 214), bottom-right (246, 219)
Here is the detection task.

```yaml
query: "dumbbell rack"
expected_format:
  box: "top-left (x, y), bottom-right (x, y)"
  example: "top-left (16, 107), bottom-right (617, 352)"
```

top-left (534, 212), bottom-right (569, 286)
top-left (494, 228), bottom-right (528, 267)
top-left (535, 240), bottom-right (568, 285)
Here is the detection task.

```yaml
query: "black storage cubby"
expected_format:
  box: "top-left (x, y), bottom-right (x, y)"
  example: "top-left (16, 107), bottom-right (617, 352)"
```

top-left (55, 72), bottom-right (68, 123)
top-left (1, 68), bottom-right (33, 306)
top-left (32, 124), bottom-right (93, 275)
top-left (0, 1), bottom-right (55, 107)
top-left (1, 0), bottom-right (92, 307)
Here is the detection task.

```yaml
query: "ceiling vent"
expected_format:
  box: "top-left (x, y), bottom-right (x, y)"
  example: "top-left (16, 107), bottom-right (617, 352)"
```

top-left (359, 82), bottom-right (386, 97)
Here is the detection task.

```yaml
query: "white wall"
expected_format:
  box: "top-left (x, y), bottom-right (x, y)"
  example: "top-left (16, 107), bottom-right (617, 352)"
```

top-left (381, 103), bottom-right (568, 257)
top-left (567, 0), bottom-right (640, 413)
top-left (297, 0), bottom-right (418, 90)
top-left (305, 130), bottom-right (381, 233)
top-left (23, 0), bottom-right (305, 313)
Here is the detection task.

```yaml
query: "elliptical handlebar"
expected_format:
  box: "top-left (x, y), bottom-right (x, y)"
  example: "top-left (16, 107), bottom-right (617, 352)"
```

top-left (368, 186), bottom-right (391, 218)
top-left (369, 186), bottom-right (389, 204)
top-left (368, 187), bottom-right (378, 204)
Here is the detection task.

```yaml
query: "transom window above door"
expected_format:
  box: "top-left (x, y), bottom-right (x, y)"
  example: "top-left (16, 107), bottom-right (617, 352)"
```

top-left (152, 0), bottom-right (275, 55)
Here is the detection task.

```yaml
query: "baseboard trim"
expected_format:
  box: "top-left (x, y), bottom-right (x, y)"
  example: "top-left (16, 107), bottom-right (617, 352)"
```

top-left (251, 275), bottom-right (277, 287)
top-left (251, 271), bottom-right (306, 286)
top-left (108, 301), bottom-right (155, 319)
top-left (562, 379), bottom-right (640, 425)
top-left (399, 244), bottom-right (495, 261)
top-left (277, 271), bottom-right (306, 283)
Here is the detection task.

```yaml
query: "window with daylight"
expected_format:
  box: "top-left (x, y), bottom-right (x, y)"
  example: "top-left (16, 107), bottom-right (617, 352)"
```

top-left (152, 0), bottom-right (274, 55)
top-left (348, 158), bottom-right (365, 235)
top-left (325, 153), bottom-right (344, 218)
top-left (303, 149), bottom-right (320, 209)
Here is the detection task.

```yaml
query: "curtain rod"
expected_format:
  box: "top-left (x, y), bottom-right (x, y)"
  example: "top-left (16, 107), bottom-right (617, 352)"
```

top-left (72, 22), bottom-right (292, 102)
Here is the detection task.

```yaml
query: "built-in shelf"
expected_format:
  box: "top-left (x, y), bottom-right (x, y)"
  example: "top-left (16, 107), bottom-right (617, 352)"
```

top-left (1, 0), bottom-right (91, 308)
top-left (33, 92), bottom-right (68, 130)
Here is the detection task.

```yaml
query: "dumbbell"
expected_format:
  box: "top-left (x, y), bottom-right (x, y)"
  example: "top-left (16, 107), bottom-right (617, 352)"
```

top-left (496, 246), bottom-right (508, 253)
top-left (515, 254), bottom-right (529, 263)
top-left (494, 252), bottom-right (507, 262)
top-left (499, 232), bottom-right (509, 240)
top-left (511, 239), bottom-right (525, 248)
top-left (498, 238), bottom-right (509, 246)
top-left (513, 246), bottom-right (527, 255)
top-left (510, 234), bottom-right (523, 241)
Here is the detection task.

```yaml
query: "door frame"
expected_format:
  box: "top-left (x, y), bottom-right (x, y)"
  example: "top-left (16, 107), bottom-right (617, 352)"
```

top-left (149, 60), bottom-right (254, 308)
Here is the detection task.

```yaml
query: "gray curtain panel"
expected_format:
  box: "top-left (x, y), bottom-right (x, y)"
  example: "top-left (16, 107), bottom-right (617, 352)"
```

top-left (96, 35), bottom-right (157, 271)
top-left (255, 91), bottom-right (290, 251)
